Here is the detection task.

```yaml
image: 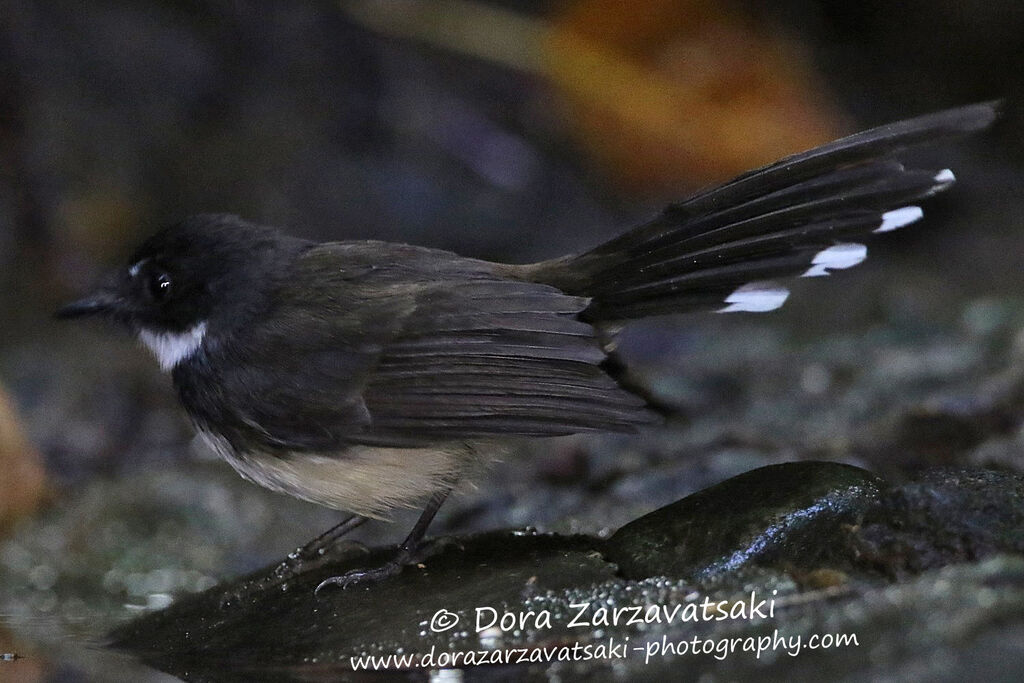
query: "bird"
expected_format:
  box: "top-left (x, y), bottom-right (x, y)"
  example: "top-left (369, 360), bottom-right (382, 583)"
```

top-left (57, 101), bottom-right (998, 591)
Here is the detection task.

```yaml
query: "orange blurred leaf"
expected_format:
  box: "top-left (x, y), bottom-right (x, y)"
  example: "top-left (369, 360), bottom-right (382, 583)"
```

top-left (545, 0), bottom-right (848, 195)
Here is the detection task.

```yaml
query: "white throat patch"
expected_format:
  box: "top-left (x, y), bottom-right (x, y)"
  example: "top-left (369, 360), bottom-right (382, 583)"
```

top-left (138, 322), bottom-right (208, 371)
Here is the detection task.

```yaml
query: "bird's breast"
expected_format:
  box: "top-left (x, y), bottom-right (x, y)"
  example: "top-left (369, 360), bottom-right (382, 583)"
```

top-left (197, 430), bottom-right (478, 518)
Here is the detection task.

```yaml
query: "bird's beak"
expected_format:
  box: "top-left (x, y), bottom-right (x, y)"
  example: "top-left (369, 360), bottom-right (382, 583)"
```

top-left (55, 278), bottom-right (125, 320)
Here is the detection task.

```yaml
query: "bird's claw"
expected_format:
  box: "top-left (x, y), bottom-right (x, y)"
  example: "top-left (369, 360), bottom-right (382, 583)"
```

top-left (313, 534), bottom-right (459, 596)
top-left (314, 561), bottom-right (403, 595)
top-left (220, 540), bottom-right (370, 608)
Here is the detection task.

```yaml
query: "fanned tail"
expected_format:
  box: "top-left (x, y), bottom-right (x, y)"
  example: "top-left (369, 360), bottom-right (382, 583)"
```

top-left (527, 101), bottom-right (999, 322)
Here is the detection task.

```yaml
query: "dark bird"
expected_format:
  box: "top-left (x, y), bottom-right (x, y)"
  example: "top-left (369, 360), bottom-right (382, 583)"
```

top-left (58, 102), bottom-right (998, 590)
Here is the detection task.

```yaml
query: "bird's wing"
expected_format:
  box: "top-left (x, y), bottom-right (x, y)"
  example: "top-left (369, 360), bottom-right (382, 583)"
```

top-left (356, 272), bottom-right (656, 446)
top-left (211, 242), bottom-right (654, 452)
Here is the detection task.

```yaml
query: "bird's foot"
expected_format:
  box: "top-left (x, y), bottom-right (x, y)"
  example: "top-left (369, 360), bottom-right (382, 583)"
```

top-left (314, 535), bottom-right (460, 595)
top-left (220, 540), bottom-right (370, 608)
top-left (219, 515), bottom-right (369, 608)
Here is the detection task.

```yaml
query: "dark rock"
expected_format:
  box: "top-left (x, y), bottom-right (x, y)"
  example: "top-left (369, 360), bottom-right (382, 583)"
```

top-left (108, 530), bottom-right (616, 681)
top-left (603, 462), bottom-right (883, 581)
top-left (629, 556), bottom-right (1024, 683)
top-left (849, 467), bottom-right (1024, 576)
top-left (99, 462), bottom-right (1024, 680)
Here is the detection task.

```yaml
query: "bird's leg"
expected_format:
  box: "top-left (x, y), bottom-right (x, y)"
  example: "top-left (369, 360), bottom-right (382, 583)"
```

top-left (291, 513), bottom-right (369, 563)
top-left (220, 514), bottom-right (368, 607)
top-left (315, 487), bottom-right (454, 593)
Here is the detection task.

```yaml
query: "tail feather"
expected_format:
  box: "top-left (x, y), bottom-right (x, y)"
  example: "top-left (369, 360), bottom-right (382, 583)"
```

top-left (615, 167), bottom-right (947, 278)
top-left (527, 101), bottom-right (999, 322)
top-left (677, 100), bottom-right (998, 217)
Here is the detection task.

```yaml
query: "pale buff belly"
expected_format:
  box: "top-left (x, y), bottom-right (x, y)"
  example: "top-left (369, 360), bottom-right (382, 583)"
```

top-left (199, 431), bottom-right (490, 519)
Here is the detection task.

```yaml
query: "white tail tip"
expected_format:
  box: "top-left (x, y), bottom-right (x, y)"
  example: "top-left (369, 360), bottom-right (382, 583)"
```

top-left (718, 283), bottom-right (790, 313)
top-left (874, 206), bottom-right (924, 234)
top-left (802, 243), bottom-right (868, 277)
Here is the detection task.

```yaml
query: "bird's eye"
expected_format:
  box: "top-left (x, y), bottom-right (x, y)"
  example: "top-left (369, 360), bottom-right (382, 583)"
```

top-left (148, 270), bottom-right (172, 302)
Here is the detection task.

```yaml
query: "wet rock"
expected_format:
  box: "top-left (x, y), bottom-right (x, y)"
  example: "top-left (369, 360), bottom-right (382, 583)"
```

top-left (603, 462), bottom-right (883, 581)
top-left (105, 533), bottom-right (1024, 682)
top-left (99, 461), bottom-right (1024, 680)
top-left (108, 530), bottom-right (616, 680)
top-left (630, 556), bottom-right (1024, 683)
top-left (849, 468), bottom-right (1024, 577)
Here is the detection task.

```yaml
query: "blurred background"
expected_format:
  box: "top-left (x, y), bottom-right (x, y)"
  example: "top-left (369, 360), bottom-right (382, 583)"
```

top-left (0, 0), bottom-right (1022, 680)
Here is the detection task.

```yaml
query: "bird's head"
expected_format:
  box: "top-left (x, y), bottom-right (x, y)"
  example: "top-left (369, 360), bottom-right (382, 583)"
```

top-left (57, 213), bottom-right (310, 370)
